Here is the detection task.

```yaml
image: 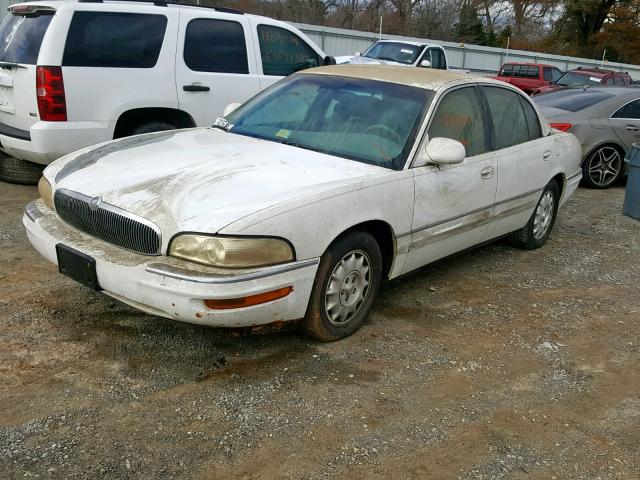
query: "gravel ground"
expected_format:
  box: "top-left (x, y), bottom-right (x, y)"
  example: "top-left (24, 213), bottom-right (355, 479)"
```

top-left (1, 181), bottom-right (639, 479)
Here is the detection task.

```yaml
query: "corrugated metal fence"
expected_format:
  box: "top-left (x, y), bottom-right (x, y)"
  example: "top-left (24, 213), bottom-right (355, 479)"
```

top-left (1, 1), bottom-right (638, 78)
top-left (293, 22), bottom-right (640, 79)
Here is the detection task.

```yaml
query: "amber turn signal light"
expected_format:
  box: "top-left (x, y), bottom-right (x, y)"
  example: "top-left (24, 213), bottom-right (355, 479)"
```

top-left (204, 287), bottom-right (293, 310)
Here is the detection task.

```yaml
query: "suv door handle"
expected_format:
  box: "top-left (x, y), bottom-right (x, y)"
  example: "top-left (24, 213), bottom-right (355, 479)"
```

top-left (543, 150), bottom-right (552, 161)
top-left (183, 84), bottom-right (210, 92)
top-left (626, 124), bottom-right (640, 132)
top-left (480, 166), bottom-right (494, 179)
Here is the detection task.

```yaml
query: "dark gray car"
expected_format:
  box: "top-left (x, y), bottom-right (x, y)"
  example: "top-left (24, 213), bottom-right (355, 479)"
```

top-left (535, 87), bottom-right (640, 188)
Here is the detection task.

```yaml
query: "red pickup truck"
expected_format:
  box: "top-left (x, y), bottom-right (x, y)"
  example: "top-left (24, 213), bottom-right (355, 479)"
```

top-left (492, 63), bottom-right (563, 95)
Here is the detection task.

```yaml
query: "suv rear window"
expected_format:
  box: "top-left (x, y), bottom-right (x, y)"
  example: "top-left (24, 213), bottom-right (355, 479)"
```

top-left (0, 11), bottom-right (54, 65)
top-left (535, 91), bottom-right (614, 112)
top-left (63, 12), bottom-right (167, 68)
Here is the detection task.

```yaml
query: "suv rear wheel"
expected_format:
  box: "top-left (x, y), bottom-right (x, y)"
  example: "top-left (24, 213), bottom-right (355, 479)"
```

top-left (130, 121), bottom-right (177, 136)
top-left (0, 156), bottom-right (44, 186)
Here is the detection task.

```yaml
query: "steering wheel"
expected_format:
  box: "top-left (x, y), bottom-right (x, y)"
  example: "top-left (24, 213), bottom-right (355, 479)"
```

top-left (365, 124), bottom-right (402, 144)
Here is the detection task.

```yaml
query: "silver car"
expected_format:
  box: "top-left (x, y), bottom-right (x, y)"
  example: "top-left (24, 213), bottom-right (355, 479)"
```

top-left (535, 87), bottom-right (640, 188)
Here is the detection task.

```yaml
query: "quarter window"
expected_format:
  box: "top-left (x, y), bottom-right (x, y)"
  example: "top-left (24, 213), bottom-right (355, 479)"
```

top-left (257, 25), bottom-right (319, 76)
top-left (612, 99), bottom-right (640, 119)
top-left (428, 87), bottom-right (487, 157)
top-left (63, 12), bottom-right (167, 68)
top-left (483, 86), bottom-right (531, 149)
top-left (184, 19), bottom-right (248, 73)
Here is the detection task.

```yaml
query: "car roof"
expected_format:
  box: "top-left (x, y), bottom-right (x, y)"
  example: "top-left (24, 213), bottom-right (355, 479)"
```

top-left (304, 65), bottom-right (501, 90)
top-left (545, 86), bottom-right (640, 97)
top-left (503, 62), bottom-right (554, 68)
top-left (11, 0), bottom-right (261, 18)
top-left (374, 39), bottom-right (431, 47)
top-left (570, 67), bottom-right (624, 76)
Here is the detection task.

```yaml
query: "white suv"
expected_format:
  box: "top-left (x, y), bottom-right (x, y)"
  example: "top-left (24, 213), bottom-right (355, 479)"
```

top-left (0, 0), bottom-right (332, 182)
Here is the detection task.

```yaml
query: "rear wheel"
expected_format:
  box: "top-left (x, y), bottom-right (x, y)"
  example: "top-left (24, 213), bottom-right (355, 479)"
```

top-left (129, 121), bottom-right (177, 136)
top-left (0, 155), bottom-right (44, 185)
top-left (303, 231), bottom-right (382, 342)
top-left (509, 180), bottom-right (560, 250)
top-left (581, 145), bottom-right (624, 189)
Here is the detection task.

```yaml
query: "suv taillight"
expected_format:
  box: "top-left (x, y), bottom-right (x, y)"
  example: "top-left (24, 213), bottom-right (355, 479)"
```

top-left (36, 66), bottom-right (67, 122)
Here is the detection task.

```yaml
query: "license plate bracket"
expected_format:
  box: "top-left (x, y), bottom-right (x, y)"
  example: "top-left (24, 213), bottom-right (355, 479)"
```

top-left (56, 244), bottom-right (102, 291)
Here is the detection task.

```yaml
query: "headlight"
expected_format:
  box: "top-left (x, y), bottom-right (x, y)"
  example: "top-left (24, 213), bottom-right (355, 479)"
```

top-left (168, 234), bottom-right (294, 268)
top-left (38, 176), bottom-right (54, 210)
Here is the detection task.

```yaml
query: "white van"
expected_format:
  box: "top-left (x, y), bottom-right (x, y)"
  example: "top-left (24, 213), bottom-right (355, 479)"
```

top-left (0, 0), bottom-right (333, 183)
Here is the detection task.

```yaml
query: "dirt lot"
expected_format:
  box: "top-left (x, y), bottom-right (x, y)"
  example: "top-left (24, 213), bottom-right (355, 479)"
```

top-left (1, 180), bottom-right (639, 479)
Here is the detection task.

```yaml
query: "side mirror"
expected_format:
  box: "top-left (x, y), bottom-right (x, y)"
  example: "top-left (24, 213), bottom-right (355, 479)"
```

top-left (223, 102), bottom-right (241, 117)
top-left (416, 137), bottom-right (466, 166)
top-left (355, 51), bottom-right (361, 56)
top-left (323, 55), bottom-right (337, 66)
top-left (420, 59), bottom-right (432, 68)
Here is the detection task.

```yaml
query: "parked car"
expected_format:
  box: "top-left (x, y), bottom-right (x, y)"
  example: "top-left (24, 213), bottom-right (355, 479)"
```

top-left (25, 66), bottom-right (581, 341)
top-left (0, 0), bottom-right (332, 184)
top-left (338, 40), bottom-right (452, 70)
top-left (532, 67), bottom-right (632, 96)
top-left (535, 86), bottom-right (640, 188)
top-left (491, 62), bottom-right (563, 95)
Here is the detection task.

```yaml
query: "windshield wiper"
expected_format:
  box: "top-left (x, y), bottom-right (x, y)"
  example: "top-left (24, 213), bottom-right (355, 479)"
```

top-left (278, 140), bottom-right (324, 154)
top-left (0, 61), bottom-right (27, 70)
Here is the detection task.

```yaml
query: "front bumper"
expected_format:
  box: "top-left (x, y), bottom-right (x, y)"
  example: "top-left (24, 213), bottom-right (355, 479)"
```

top-left (23, 200), bottom-right (319, 327)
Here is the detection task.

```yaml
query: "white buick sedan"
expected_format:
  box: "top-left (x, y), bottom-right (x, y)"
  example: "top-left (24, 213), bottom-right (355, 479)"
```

top-left (25, 66), bottom-right (581, 341)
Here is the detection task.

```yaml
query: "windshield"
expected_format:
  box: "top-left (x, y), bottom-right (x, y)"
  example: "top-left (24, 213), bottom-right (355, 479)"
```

top-left (0, 11), bottom-right (54, 64)
top-left (555, 71), bottom-right (603, 87)
top-left (362, 42), bottom-right (424, 65)
top-left (226, 74), bottom-right (432, 170)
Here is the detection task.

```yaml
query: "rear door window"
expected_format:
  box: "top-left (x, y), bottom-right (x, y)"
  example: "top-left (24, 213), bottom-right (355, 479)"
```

top-left (612, 99), bottom-right (640, 119)
top-left (482, 86), bottom-right (530, 149)
top-left (257, 25), bottom-right (320, 76)
top-left (184, 19), bottom-right (248, 73)
top-left (63, 12), bottom-right (167, 68)
top-left (0, 11), bottom-right (54, 64)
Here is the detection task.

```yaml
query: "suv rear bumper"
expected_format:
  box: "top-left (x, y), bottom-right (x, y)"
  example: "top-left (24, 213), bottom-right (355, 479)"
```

top-left (0, 120), bottom-right (113, 165)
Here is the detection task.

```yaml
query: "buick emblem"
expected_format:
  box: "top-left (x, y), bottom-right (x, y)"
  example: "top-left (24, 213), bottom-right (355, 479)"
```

top-left (89, 196), bottom-right (102, 210)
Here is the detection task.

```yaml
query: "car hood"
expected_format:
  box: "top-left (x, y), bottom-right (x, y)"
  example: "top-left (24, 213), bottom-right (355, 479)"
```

top-left (48, 128), bottom-right (387, 236)
top-left (347, 56), bottom-right (409, 67)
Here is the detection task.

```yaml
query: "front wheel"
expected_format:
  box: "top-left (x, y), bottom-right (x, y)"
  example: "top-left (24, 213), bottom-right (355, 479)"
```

top-left (581, 145), bottom-right (624, 189)
top-left (509, 180), bottom-right (560, 250)
top-left (303, 231), bottom-right (382, 342)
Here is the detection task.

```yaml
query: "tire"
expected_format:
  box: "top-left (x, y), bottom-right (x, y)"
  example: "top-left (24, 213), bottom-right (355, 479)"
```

top-left (0, 155), bottom-right (44, 186)
top-left (509, 180), bottom-right (560, 250)
top-left (303, 231), bottom-right (383, 342)
top-left (129, 121), bottom-right (177, 136)
top-left (581, 145), bottom-right (625, 189)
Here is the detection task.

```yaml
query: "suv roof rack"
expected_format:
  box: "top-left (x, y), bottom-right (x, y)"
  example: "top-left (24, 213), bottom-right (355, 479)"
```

top-left (77, 0), bottom-right (244, 14)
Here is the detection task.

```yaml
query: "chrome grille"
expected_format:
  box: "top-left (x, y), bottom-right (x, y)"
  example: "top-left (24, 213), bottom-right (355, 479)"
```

top-left (54, 189), bottom-right (161, 255)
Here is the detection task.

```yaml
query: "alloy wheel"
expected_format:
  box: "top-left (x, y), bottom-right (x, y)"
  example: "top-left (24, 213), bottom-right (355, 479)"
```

top-left (588, 146), bottom-right (622, 187)
top-left (533, 190), bottom-right (555, 240)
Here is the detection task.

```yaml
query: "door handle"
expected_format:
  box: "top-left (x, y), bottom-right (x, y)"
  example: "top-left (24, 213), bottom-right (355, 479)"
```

top-left (543, 150), bottom-right (552, 161)
top-left (480, 166), bottom-right (494, 179)
top-left (626, 124), bottom-right (640, 132)
top-left (183, 84), bottom-right (210, 92)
